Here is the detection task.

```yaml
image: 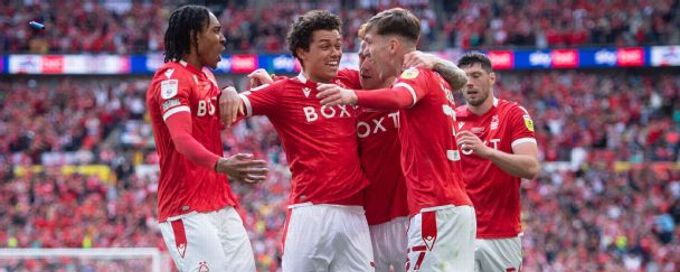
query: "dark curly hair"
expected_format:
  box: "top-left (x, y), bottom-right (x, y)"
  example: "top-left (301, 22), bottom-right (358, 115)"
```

top-left (163, 5), bottom-right (211, 63)
top-left (286, 10), bottom-right (342, 67)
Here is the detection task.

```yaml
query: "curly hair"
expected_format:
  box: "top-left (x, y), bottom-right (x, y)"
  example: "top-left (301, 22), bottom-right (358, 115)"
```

top-left (286, 10), bottom-right (342, 66)
top-left (163, 5), bottom-right (211, 63)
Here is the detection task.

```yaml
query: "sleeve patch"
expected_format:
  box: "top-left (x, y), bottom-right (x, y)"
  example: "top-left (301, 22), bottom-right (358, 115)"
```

top-left (162, 98), bottom-right (181, 111)
top-left (523, 114), bottom-right (534, 132)
top-left (400, 67), bottom-right (420, 79)
top-left (161, 79), bottom-right (179, 99)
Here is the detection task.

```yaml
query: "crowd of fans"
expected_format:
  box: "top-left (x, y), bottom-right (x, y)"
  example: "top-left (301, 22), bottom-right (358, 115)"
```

top-left (0, 69), bottom-right (678, 270)
top-left (1, 0), bottom-right (679, 54)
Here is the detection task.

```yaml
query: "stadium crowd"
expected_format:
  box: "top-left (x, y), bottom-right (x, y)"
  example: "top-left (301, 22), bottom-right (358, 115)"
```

top-left (1, 0), bottom-right (679, 53)
top-left (0, 69), bottom-right (678, 270)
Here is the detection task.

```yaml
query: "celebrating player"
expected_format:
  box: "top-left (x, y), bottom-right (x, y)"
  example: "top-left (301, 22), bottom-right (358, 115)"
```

top-left (317, 8), bottom-right (475, 272)
top-left (454, 52), bottom-right (540, 272)
top-left (222, 10), bottom-right (375, 271)
top-left (146, 5), bottom-right (268, 272)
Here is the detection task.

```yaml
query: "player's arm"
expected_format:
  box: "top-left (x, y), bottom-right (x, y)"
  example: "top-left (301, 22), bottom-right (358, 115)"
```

top-left (403, 51), bottom-right (468, 90)
top-left (219, 77), bottom-right (282, 126)
top-left (458, 129), bottom-right (539, 179)
top-left (165, 113), bottom-right (268, 182)
top-left (317, 68), bottom-right (427, 110)
top-left (456, 106), bottom-right (540, 179)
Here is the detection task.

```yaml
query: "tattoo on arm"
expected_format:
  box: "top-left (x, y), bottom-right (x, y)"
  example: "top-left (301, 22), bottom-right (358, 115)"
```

top-left (434, 61), bottom-right (468, 90)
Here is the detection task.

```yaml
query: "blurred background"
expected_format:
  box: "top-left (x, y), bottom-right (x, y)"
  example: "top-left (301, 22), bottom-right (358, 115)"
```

top-left (0, 0), bottom-right (679, 271)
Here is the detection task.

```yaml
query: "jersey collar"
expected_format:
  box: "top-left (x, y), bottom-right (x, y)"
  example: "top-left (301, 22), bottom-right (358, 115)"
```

top-left (179, 60), bottom-right (204, 77)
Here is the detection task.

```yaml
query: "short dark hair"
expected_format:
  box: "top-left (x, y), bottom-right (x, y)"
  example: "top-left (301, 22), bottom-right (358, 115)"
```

top-left (364, 8), bottom-right (420, 43)
top-left (287, 10), bottom-right (342, 65)
top-left (458, 52), bottom-right (494, 73)
top-left (164, 5), bottom-right (211, 63)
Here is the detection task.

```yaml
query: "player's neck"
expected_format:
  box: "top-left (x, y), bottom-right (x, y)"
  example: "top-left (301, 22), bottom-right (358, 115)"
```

top-left (182, 55), bottom-right (203, 71)
top-left (303, 70), bottom-right (332, 83)
top-left (468, 97), bottom-right (494, 116)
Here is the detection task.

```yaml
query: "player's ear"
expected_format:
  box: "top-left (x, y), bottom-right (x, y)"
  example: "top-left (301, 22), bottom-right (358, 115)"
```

top-left (296, 48), bottom-right (308, 63)
top-left (489, 72), bottom-right (496, 85)
top-left (388, 37), bottom-right (398, 54)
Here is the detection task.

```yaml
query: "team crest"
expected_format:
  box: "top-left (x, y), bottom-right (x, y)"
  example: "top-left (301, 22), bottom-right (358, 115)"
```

top-left (161, 79), bottom-right (179, 99)
top-left (490, 115), bottom-right (499, 130)
top-left (400, 67), bottom-right (419, 79)
top-left (523, 114), bottom-right (534, 132)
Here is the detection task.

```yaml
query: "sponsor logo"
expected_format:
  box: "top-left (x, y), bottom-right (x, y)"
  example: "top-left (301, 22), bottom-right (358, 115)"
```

top-left (162, 99), bottom-right (181, 110)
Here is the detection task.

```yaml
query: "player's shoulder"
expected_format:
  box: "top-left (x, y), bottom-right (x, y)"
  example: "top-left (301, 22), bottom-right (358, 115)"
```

top-left (153, 62), bottom-right (192, 82)
top-left (498, 99), bottom-right (530, 116)
top-left (455, 105), bottom-right (470, 117)
top-left (334, 68), bottom-right (360, 89)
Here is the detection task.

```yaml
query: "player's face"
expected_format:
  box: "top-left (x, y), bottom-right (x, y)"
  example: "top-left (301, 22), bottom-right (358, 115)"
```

top-left (358, 41), bottom-right (382, 89)
top-left (297, 29), bottom-right (342, 83)
top-left (363, 30), bottom-right (398, 84)
top-left (196, 12), bottom-right (226, 69)
top-left (462, 63), bottom-right (495, 106)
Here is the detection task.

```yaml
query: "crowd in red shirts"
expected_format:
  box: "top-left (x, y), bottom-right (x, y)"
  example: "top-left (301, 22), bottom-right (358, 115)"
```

top-left (2, 0), bottom-right (677, 54)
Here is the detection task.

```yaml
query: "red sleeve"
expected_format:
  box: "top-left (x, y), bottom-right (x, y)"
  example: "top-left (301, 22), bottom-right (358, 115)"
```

top-left (165, 111), bottom-right (221, 169)
top-left (154, 69), bottom-right (193, 122)
top-left (239, 80), bottom-right (285, 117)
top-left (355, 87), bottom-right (413, 110)
top-left (507, 104), bottom-right (537, 149)
top-left (354, 67), bottom-right (431, 111)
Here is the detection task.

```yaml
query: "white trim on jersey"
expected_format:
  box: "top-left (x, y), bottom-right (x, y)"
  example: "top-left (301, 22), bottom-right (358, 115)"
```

top-left (239, 94), bottom-right (253, 117)
top-left (492, 96), bottom-right (499, 107)
top-left (163, 106), bottom-right (191, 121)
top-left (394, 82), bottom-right (417, 107)
top-left (511, 137), bottom-right (537, 149)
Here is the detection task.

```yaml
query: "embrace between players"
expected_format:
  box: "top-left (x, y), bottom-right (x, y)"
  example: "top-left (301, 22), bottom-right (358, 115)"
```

top-left (147, 5), bottom-right (539, 272)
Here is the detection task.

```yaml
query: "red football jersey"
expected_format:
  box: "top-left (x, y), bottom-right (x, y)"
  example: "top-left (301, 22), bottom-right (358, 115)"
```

top-left (455, 98), bottom-right (536, 238)
top-left (239, 69), bottom-right (369, 205)
top-left (393, 67), bottom-right (472, 214)
top-left (147, 61), bottom-right (237, 222)
top-left (340, 69), bottom-right (409, 225)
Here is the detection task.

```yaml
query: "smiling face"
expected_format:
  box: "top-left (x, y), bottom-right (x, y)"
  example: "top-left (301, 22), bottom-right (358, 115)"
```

top-left (461, 62), bottom-right (495, 106)
top-left (296, 29), bottom-right (342, 83)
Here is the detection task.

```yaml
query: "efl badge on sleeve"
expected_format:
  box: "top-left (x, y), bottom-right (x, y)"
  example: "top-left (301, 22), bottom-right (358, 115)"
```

top-left (523, 114), bottom-right (534, 132)
top-left (400, 67), bottom-right (419, 79)
top-left (161, 79), bottom-right (179, 99)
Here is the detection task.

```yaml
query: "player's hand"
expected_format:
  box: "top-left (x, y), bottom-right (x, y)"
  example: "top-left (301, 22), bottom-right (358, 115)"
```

top-left (403, 51), bottom-right (438, 70)
top-left (317, 83), bottom-right (358, 106)
top-left (247, 68), bottom-right (274, 89)
top-left (216, 153), bottom-right (269, 183)
top-left (219, 86), bottom-right (244, 127)
top-left (456, 130), bottom-right (493, 158)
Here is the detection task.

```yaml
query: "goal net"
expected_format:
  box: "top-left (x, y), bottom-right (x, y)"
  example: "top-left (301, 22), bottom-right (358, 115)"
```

top-left (0, 248), bottom-right (167, 272)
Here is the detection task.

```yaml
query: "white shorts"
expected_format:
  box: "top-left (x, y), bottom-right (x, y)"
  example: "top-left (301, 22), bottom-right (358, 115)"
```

top-left (159, 206), bottom-right (255, 272)
top-left (369, 217), bottom-right (409, 272)
top-left (406, 205), bottom-right (476, 272)
top-left (474, 237), bottom-right (522, 272)
top-left (282, 203), bottom-right (375, 272)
